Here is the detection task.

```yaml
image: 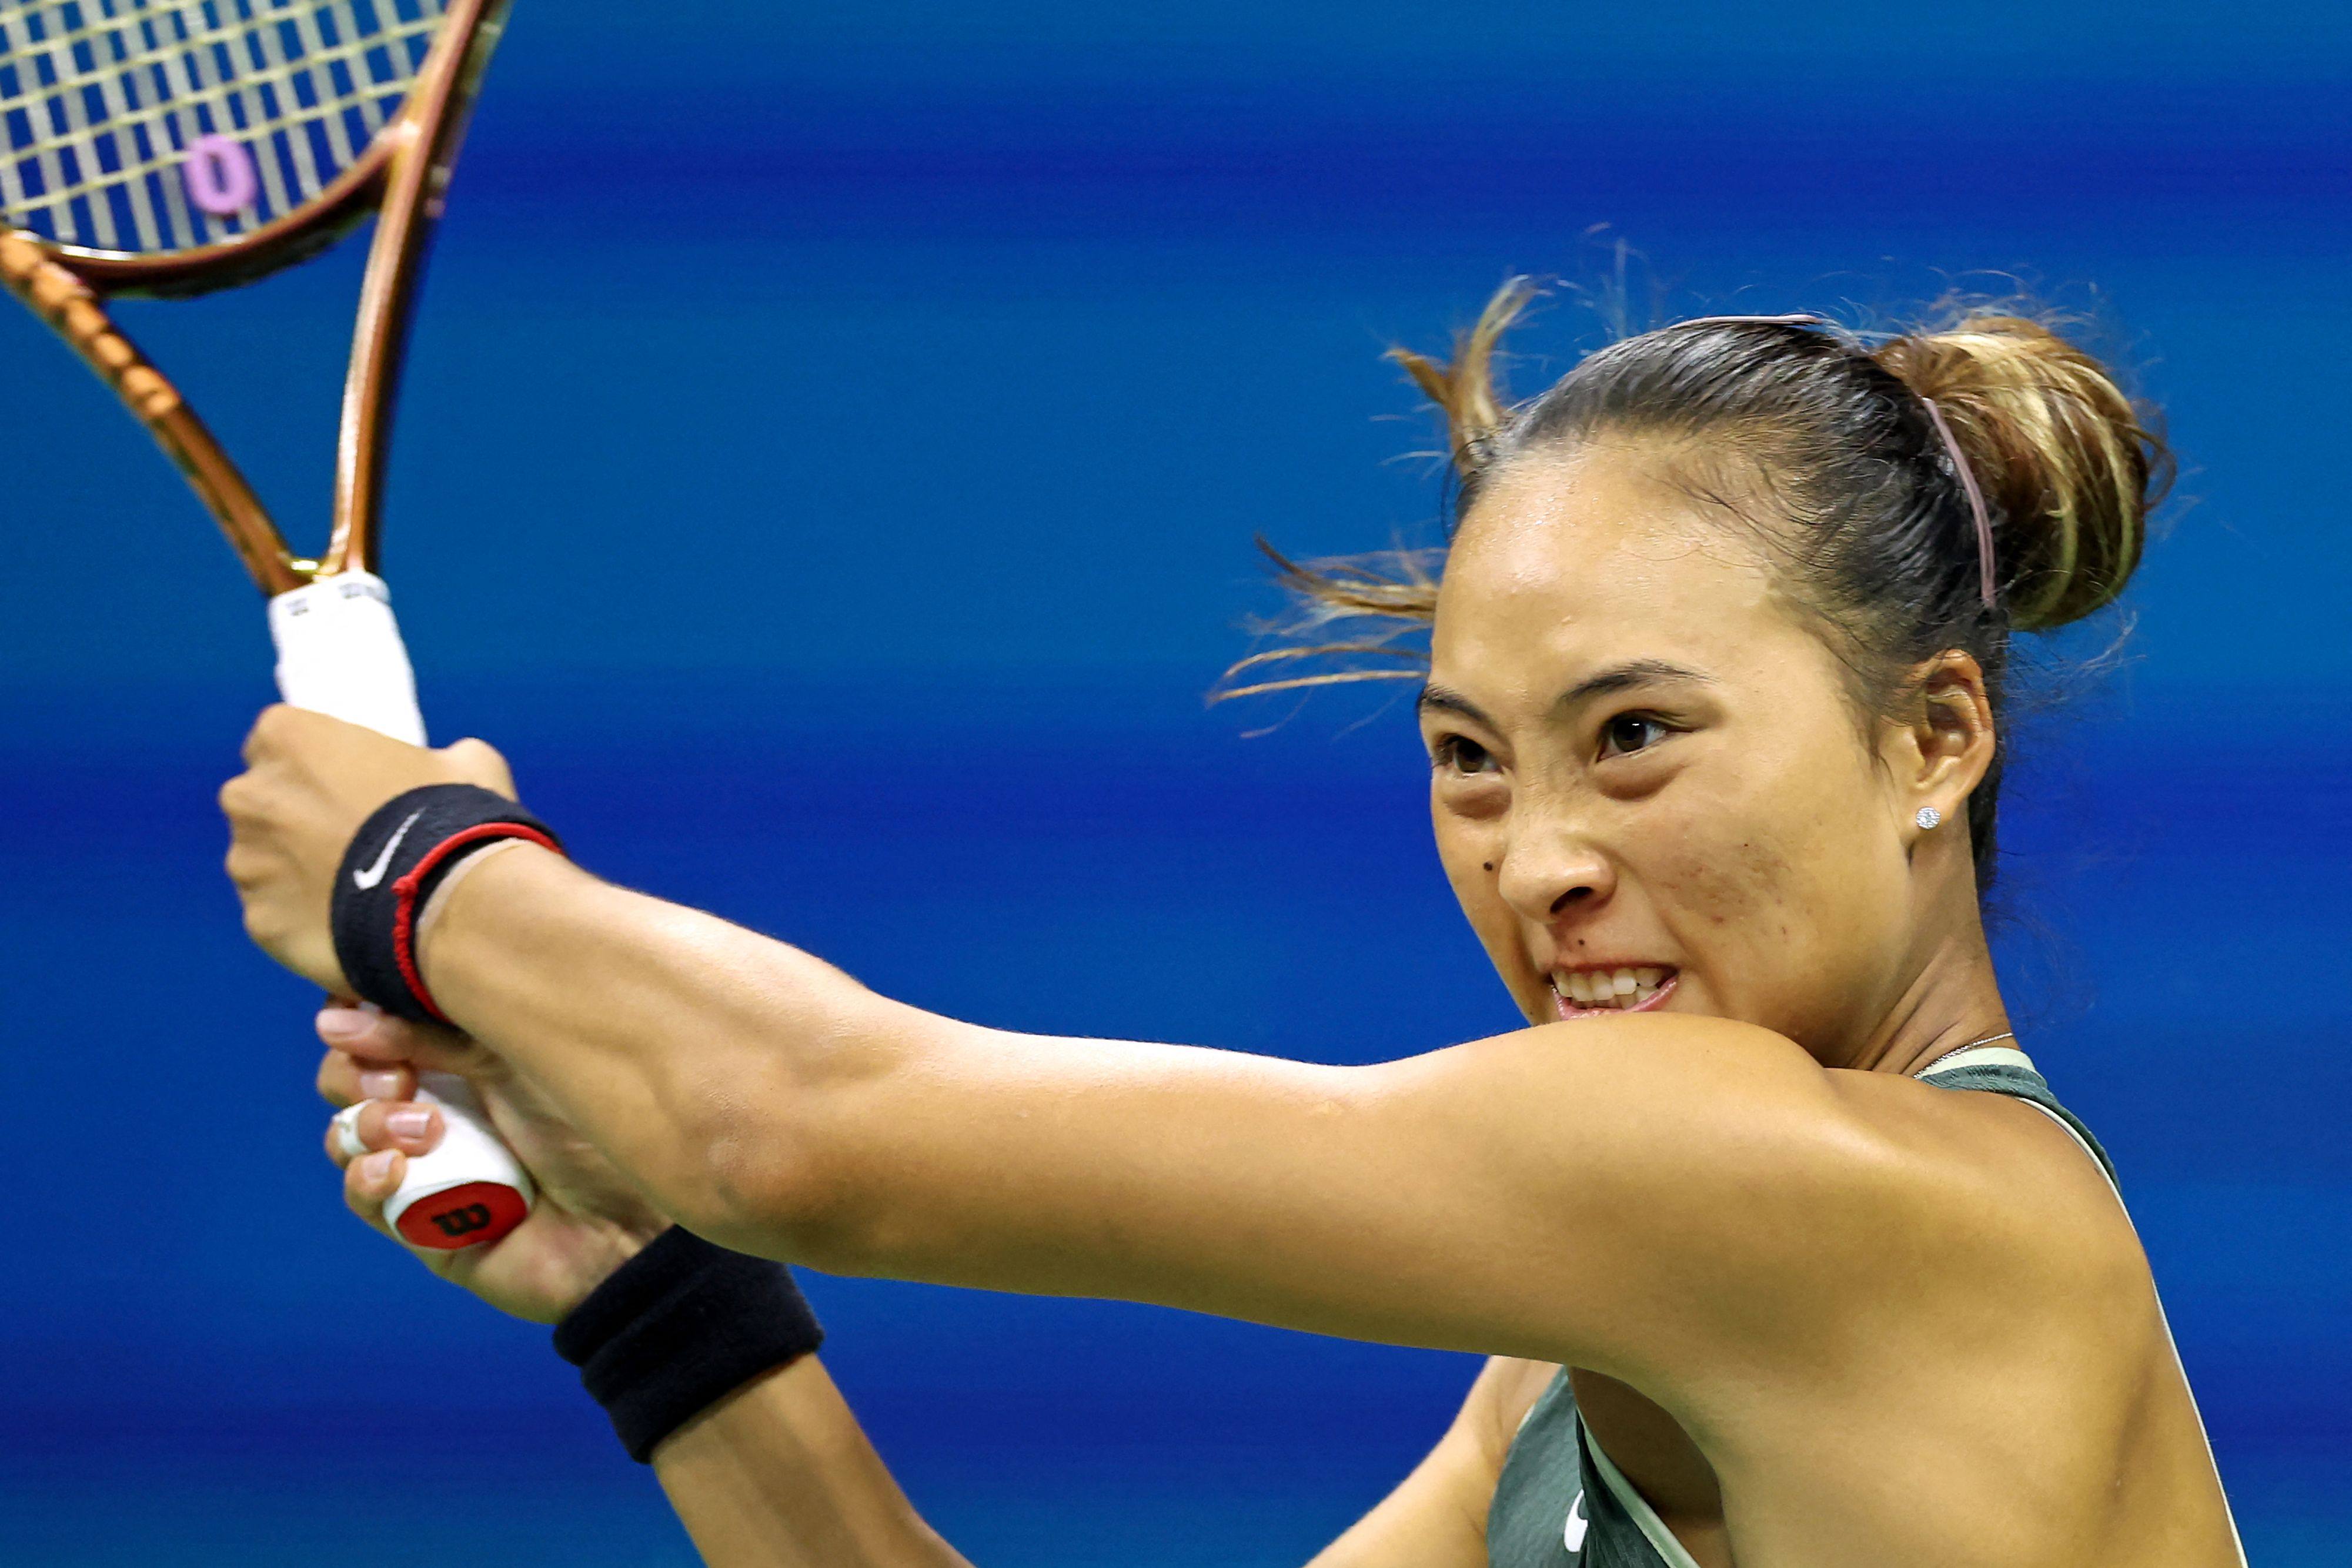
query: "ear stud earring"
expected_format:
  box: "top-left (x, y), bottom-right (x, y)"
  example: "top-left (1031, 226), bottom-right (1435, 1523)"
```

top-left (1916, 806), bottom-right (1943, 830)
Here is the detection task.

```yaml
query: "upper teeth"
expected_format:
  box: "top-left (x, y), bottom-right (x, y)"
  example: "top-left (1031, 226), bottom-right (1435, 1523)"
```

top-left (1553, 967), bottom-right (1668, 1010)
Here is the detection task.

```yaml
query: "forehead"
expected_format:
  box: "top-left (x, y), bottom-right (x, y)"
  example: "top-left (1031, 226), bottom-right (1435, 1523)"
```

top-left (1430, 443), bottom-right (1808, 699)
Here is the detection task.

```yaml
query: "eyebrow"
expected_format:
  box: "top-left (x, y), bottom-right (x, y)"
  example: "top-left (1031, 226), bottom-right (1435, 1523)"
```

top-left (1559, 658), bottom-right (1715, 706)
top-left (1418, 659), bottom-right (1714, 726)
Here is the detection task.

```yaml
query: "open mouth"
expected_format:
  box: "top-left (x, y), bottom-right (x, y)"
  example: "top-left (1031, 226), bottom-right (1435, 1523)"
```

top-left (1550, 966), bottom-right (1678, 1019)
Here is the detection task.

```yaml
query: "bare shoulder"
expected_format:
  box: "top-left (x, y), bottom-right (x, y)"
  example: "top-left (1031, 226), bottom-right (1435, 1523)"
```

top-left (1793, 1065), bottom-right (2162, 1410)
top-left (1351, 1017), bottom-right (2027, 1371)
top-left (1449, 1014), bottom-right (2141, 1271)
top-left (1390, 1018), bottom-right (2149, 1360)
top-left (1822, 1066), bottom-right (2145, 1273)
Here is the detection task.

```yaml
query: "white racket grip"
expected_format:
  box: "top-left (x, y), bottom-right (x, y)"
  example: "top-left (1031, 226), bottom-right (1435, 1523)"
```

top-left (384, 1073), bottom-right (537, 1249)
top-left (265, 573), bottom-right (427, 745)
top-left (265, 571), bottom-right (536, 1248)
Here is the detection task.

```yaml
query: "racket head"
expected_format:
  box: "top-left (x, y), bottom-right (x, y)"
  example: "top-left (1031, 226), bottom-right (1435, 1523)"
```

top-left (0, 1), bottom-right (476, 292)
top-left (0, 0), bottom-right (508, 588)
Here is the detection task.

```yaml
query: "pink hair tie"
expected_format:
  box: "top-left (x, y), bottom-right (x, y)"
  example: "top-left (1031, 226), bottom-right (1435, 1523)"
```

top-left (1918, 397), bottom-right (1997, 611)
top-left (1673, 312), bottom-right (1828, 330)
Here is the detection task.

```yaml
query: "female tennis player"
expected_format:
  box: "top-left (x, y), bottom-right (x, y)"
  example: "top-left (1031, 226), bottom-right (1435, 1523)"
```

top-left (223, 293), bottom-right (2246, 1566)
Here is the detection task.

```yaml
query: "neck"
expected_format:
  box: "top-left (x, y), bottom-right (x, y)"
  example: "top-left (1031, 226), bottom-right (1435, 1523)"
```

top-left (1850, 901), bottom-right (2012, 1078)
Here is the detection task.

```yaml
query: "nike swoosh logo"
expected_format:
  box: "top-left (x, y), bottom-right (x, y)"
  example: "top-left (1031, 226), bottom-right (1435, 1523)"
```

top-left (353, 809), bottom-right (425, 890)
top-left (1563, 1490), bottom-right (1588, 1553)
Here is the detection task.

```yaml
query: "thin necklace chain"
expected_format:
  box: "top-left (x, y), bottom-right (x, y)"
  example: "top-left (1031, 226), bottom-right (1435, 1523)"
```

top-left (1912, 1031), bottom-right (2018, 1077)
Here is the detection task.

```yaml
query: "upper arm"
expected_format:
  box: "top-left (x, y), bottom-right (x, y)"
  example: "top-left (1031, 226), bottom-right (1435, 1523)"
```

top-left (775, 1009), bottom-right (1917, 1392)
top-left (1308, 1357), bottom-right (1553, 1568)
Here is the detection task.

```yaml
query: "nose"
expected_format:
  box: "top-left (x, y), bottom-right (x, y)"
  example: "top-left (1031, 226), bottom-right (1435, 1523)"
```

top-left (1494, 815), bottom-right (1616, 924)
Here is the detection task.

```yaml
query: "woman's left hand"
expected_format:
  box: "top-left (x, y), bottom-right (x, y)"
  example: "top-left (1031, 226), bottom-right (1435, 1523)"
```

top-left (318, 1004), bottom-right (667, 1323)
top-left (220, 706), bottom-right (516, 992)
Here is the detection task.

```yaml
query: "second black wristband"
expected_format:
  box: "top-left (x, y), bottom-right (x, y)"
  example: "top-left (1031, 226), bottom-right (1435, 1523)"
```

top-left (330, 783), bottom-right (564, 1023)
top-left (553, 1227), bottom-right (826, 1463)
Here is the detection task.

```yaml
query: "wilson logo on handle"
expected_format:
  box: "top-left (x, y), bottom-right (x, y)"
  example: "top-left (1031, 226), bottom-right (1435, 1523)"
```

top-left (393, 1179), bottom-right (532, 1251)
top-left (430, 1203), bottom-right (494, 1238)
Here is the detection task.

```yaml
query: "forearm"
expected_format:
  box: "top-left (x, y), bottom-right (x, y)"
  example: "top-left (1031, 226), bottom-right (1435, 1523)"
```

top-left (418, 842), bottom-right (938, 1247)
top-left (653, 1357), bottom-right (970, 1568)
top-left (423, 850), bottom-right (1369, 1317)
top-left (411, 844), bottom-right (1412, 1332)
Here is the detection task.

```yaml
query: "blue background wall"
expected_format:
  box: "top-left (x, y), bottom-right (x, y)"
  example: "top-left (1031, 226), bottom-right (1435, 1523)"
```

top-left (2, 1), bottom-right (2346, 1561)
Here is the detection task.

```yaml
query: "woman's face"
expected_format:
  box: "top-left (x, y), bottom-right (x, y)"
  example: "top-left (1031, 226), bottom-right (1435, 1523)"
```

top-left (1422, 440), bottom-right (1927, 1063)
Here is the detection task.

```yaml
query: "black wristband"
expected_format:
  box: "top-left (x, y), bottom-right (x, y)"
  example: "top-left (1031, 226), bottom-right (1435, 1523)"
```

top-left (553, 1227), bottom-right (824, 1463)
top-left (330, 783), bottom-right (564, 1024)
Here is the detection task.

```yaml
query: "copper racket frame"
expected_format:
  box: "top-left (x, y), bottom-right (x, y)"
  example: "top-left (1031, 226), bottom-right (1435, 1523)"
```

top-left (0, 0), bottom-right (510, 594)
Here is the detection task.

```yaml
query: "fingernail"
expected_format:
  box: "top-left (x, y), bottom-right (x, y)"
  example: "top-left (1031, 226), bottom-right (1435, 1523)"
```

top-left (318, 1007), bottom-right (371, 1042)
top-left (386, 1108), bottom-right (433, 1142)
top-left (359, 1150), bottom-right (397, 1183)
top-left (358, 1071), bottom-right (405, 1101)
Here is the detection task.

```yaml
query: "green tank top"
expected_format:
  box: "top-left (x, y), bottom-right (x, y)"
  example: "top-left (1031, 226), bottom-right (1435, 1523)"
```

top-left (1483, 1045), bottom-right (2241, 1567)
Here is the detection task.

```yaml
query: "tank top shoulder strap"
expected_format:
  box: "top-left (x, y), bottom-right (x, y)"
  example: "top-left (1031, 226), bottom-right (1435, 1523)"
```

top-left (1916, 1044), bottom-right (2119, 1190)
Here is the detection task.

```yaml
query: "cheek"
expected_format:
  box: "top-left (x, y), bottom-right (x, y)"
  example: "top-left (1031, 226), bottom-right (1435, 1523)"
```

top-left (1641, 813), bottom-right (1793, 941)
top-left (1637, 755), bottom-right (1897, 967)
top-left (1431, 804), bottom-right (1522, 962)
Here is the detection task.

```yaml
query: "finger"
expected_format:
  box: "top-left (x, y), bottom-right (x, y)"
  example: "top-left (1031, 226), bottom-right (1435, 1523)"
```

top-left (324, 1099), bottom-right (444, 1169)
top-left (324, 1100), bottom-right (440, 1168)
top-left (440, 737), bottom-right (516, 798)
top-left (325, 1105), bottom-right (362, 1167)
top-left (344, 1147), bottom-right (405, 1233)
top-left (316, 1004), bottom-right (480, 1076)
top-left (216, 772), bottom-right (256, 820)
top-left (237, 902), bottom-right (292, 958)
top-left (223, 841), bottom-right (279, 892)
top-left (316, 1048), bottom-right (415, 1110)
top-left (241, 703), bottom-right (298, 765)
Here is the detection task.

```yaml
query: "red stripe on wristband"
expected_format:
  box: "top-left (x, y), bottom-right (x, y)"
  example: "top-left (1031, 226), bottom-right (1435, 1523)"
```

top-left (389, 824), bottom-right (564, 1024)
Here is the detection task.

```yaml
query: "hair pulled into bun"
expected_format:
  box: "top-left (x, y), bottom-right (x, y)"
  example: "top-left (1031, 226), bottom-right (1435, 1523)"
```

top-left (1221, 283), bottom-right (2178, 894)
top-left (1872, 316), bottom-right (2169, 632)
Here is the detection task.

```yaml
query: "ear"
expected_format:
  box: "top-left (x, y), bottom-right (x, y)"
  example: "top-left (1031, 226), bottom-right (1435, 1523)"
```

top-left (1883, 650), bottom-right (1996, 833)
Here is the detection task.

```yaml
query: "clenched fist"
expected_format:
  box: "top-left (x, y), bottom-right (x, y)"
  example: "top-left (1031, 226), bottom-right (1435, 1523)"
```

top-left (220, 705), bottom-right (516, 991)
top-left (317, 1004), bottom-right (664, 1321)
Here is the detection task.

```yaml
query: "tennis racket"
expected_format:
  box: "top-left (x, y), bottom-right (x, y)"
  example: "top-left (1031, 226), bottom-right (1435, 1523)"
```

top-left (1, 0), bottom-right (532, 1249)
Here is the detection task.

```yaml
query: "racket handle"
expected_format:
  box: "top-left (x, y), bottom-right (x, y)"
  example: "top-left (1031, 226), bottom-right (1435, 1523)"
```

top-left (391, 1074), bottom-right (535, 1249)
top-left (266, 574), bottom-right (427, 745)
top-left (267, 573), bottom-right (536, 1250)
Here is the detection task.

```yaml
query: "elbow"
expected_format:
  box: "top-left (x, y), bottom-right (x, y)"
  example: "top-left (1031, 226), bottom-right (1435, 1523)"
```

top-left (663, 1048), bottom-right (894, 1273)
top-left (677, 1094), bottom-right (868, 1269)
top-left (650, 980), bottom-right (937, 1273)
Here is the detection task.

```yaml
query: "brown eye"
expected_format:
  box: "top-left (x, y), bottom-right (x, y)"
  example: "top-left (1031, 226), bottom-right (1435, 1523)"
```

top-left (1434, 735), bottom-right (1498, 774)
top-left (1601, 714), bottom-right (1671, 758)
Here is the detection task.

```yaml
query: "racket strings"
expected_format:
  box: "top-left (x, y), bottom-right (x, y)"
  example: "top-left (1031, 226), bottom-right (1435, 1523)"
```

top-left (0, 0), bottom-right (444, 255)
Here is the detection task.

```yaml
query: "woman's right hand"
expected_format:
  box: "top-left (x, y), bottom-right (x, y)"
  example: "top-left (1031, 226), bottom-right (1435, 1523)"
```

top-left (317, 1004), bottom-right (669, 1323)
